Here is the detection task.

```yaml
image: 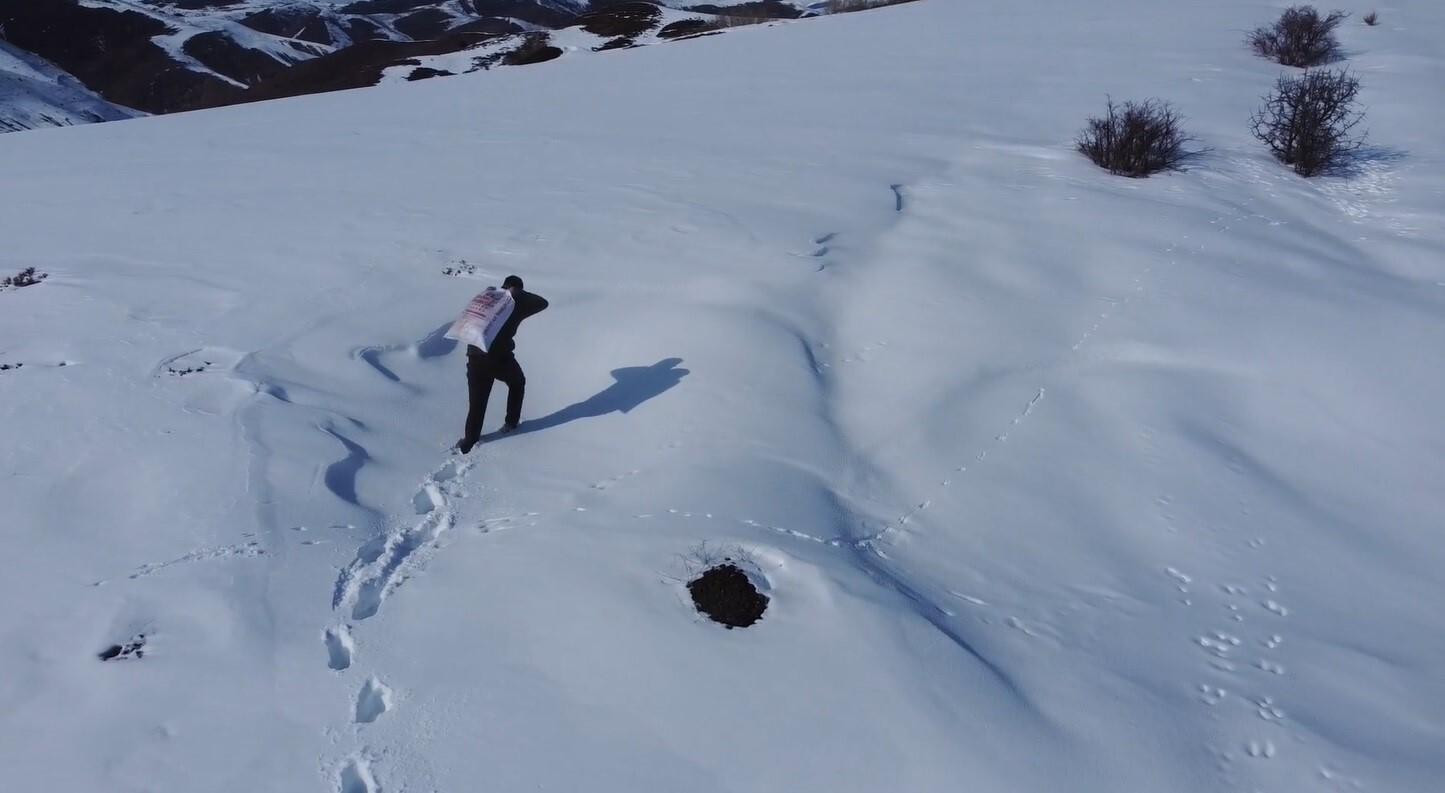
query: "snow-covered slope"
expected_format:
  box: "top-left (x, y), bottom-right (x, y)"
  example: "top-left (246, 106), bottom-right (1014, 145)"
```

top-left (0, 42), bottom-right (138, 132)
top-left (2, 2), bottom-right (1443, 792)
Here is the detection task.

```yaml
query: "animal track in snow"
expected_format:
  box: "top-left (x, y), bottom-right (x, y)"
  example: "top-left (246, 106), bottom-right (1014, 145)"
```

top-left (859, 388), bottom-right (1046, 555)
top-left (1246, 739), bottom-right (1276, 759)
top-left (994, 388), bottom-right (1045, 442)
top-left (1198, 684), bottom-right (1227, 705)
top-left (618, 509), bottom-right (839, 546)
top-left (325, 626), bottom-right (354, 671)
top-left (812, 340), bottom-right (891, 370)
top-left (789, 231), bottom-right (840, 265)
top-left (1255, 659), bottom-right (1285, 675)
top-left (95, 540), bottom-right (265, 585)
top-left (1255, 696), bottom-right (1285, 722)
top-left (590, 469), bottom-right (640, 491)
top-left (354, 678), bottom-right (393, 724)
top-left (1197, 631), bottom-right (1242, 658)
top-left (1260, 599), bottom-right (1289, 617)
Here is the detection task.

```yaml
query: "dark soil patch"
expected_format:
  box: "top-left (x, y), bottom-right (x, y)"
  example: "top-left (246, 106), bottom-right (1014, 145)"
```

top-left (98, 634), bottom-right (146, 661)
top-left (659, 19), bottom-right (710, 39)
top-left (595, 37), bottom-right (637, 51)
top-left (2, 267), bottom-right (48, 289)
top-left (689, 563), bottom-right (768, 629)
top-left (685, 1), bottom-right (801, 19)
top-left (502, 35), bottom-right (563, 66)
top-left (0, 363), bottom-right (22, 372)
top-left (238, 32), bottom-right (499, 104)
top-left (407, 67), bottom-right (455, 81)
top-left (577, 2), bottom-right (662, 38)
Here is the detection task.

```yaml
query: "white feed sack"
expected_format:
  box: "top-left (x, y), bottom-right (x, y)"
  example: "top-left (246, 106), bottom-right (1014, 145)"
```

top-left (445, 287), bottom-right (516, 352)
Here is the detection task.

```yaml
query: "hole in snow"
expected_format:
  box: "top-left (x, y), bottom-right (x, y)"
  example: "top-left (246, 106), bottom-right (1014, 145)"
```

top-left (689, 563), bottom-right (769, 629)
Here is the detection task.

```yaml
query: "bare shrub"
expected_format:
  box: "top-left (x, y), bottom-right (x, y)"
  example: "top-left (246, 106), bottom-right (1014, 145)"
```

top-left (1076, 98), bottom-right (1194, 177)
top-left (1, 266), bottom-right (48, 289)
top-left (1249, 6), bottom-right (1348, 67)
top-left (1250, 68), bottom-right (1365, 176)
top-left (1363, 11), bottom-right (1378, 26)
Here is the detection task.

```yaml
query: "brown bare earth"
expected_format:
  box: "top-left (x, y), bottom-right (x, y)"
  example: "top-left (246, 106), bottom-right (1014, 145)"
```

top-left (688, 564), bottom-right (769, 629)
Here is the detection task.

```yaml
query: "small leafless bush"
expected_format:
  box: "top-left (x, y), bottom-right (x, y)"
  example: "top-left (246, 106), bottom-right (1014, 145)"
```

top-left (1, 266), bottom-right (48, 289)
top-left (1250, 68), bottom-right (1366, 176)
top-left (1076, 99), bottom-right (1194, 177)
top-left (1363, 11), bottom-right (1378, 26)
top-left (1249, 6), bottom-right (1348, 67)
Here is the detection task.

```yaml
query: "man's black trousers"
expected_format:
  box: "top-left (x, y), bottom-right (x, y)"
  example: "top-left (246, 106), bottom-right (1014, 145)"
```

top-left (465, 352), bottom-right (525, 441)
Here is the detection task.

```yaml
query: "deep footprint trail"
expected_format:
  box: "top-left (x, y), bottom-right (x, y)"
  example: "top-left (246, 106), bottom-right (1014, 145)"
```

top-left (320, 454), bottom-right (476, 790)
top-left (332, 458), bottom-right (472, 621)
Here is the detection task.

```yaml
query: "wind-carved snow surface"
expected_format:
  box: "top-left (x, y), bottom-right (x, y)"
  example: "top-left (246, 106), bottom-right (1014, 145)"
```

top-left (1, 2), bottom-right (1444, 791)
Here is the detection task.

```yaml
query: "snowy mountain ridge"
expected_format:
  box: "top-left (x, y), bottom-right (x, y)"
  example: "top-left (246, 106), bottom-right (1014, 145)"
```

top-left (0, 0), bottom-right (820, 131)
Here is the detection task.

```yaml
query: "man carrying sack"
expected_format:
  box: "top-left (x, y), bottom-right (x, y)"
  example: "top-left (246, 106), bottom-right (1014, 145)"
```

top-left (447, 275), bottom-right (549, 454)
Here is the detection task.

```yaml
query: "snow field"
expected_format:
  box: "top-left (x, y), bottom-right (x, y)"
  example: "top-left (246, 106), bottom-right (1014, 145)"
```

top-left (1, 1), bottom-right (1443, 791)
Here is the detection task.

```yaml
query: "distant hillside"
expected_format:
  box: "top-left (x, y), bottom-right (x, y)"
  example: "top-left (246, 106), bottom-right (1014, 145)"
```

top-left (0, 41), bottom-right (138, 133)
top-left (0, 0), bottom-right (832, 132)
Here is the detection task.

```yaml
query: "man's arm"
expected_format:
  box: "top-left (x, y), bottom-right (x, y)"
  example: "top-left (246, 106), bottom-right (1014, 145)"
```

top-left (518, 291), bottom-right (549, 320)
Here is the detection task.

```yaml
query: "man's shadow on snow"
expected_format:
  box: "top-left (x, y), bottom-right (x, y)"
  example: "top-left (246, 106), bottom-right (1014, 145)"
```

top-left (484, 358), bottom-right (689, 441)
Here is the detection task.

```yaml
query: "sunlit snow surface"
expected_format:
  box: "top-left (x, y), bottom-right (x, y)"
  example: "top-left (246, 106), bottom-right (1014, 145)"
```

top-left (2, 2), bottom-right (1443, 791)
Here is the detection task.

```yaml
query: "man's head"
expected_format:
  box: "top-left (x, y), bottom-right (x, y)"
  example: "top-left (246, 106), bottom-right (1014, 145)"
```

top-left (502, 275), bottom-right (524, 292)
